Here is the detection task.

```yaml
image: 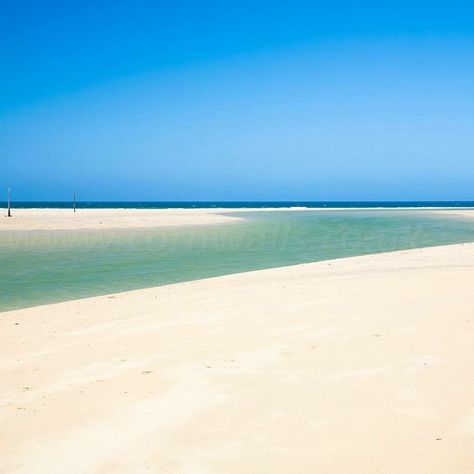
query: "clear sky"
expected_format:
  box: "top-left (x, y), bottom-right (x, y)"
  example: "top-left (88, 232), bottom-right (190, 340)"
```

top-left (2, 1), bottom-right (474, 201)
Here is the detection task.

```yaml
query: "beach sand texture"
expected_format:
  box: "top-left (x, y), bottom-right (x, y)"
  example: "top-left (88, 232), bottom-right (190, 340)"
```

top-left (1, 241), bottom-right (473, 473)
top-left (0, 208), bottom-right (241, 231)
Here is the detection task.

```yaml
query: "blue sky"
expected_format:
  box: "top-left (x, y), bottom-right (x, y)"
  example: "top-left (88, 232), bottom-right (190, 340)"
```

top-left (2, 1), bottom-right (474, 201)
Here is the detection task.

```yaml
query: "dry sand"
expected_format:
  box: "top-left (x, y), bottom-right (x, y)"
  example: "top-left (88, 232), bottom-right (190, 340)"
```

top-left (1, 241), bottom-right (473, 473)
top-left (0, 208), bottom-right (242, 231)
top-left (434, 209), bottom-right (474, 219)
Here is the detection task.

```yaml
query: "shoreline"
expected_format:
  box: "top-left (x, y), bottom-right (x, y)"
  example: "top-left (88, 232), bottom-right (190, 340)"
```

top-left (1, 242), bottom-right (474, 472)
top-left (0, 240), bottom-right (472, 315)
top-left (1, 206), bottom-right (474, 232)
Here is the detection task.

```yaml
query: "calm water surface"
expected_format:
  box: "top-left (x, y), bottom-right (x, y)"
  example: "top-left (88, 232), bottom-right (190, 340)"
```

top-left (1, 210), bottom-right (474, 312)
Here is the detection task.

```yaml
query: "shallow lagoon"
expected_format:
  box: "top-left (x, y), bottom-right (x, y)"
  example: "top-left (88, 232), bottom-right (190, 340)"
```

top-left (1, 210), bottom-right (474, 311)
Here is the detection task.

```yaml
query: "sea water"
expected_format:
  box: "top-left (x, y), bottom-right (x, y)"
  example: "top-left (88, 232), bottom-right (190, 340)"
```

top-left (1, 210), bottom-right (474, 312)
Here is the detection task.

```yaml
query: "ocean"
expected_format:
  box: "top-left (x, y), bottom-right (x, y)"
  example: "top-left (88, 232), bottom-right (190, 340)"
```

top-left (1, 201), bottom-right (474, 209)
top-left (1, 207), bottom-right (474, 312)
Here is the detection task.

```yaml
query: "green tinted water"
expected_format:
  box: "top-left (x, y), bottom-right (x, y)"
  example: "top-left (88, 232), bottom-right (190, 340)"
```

top-left (1, 210), bottom-right (474, 312)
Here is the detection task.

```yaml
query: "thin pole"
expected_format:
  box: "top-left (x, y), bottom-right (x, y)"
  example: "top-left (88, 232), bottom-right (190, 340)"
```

top-left (73, 191), bottom-right (76, 213)
top-left (7, 187), bottom-right (11, 217)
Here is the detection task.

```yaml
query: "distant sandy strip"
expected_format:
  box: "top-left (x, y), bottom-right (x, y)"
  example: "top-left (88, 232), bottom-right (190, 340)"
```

top-left (0, 208), bottom-right (243, 231)
top-left (1, 242), bottom-right (474, 473)
top-left (1, 207), bottom-right (474, 231)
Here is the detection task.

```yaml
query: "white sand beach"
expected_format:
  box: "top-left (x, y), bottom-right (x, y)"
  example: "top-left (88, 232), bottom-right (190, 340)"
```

top-left (0, 208), bottom-right (242, 231)
top-left (1, 223), bottom-right (473, 473)
top-left (4, 0), bottom-right (474, 472)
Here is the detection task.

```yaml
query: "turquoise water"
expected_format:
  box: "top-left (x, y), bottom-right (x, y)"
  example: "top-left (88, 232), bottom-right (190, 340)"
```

top-left (1, 210), bottom-right (474, 312)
